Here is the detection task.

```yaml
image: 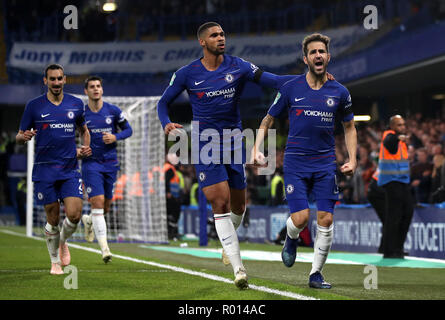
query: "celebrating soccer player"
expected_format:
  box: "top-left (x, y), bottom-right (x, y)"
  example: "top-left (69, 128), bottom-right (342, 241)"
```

top-left (16, 64), bottom-right (92, 275)
top-left (253, 33), bottom-right (357, 289)
top-left (81, 76), bottom-right (133, 263)
top-left (157, 22), bottom-right (335, 289)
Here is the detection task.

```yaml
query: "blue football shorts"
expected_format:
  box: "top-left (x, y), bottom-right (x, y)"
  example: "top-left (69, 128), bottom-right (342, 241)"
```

top-left (34, 177), bottom-right (83, 206)
top-left (82, 170), bottom-right (117, 199)
top-left (194, 163), bottom-right (246, 190)
top-left (284, 170), bottom-right (339, 214)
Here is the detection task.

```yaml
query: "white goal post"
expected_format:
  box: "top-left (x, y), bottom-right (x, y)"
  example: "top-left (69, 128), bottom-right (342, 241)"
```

top-left (26, 95), bottom-right (168, 243)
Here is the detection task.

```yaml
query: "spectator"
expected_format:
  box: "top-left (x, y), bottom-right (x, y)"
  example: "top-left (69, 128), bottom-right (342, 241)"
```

top-left (378, 115), bottom-right (413, 259)
top-left (351, 145), bottom-right (376, 203)
top-left (430, 153), bottom-right (445, 203)
top-left (411, 148), bottom-right (433, 203)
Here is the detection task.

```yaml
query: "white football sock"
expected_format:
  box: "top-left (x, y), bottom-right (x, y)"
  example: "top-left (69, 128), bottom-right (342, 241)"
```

top-left (91, 209), bottom-right (108, 252)
top-left (45, 223), bottom-right (60, 264)
top-left (310, 224), bottom-right (334, 275)
top-left (231, 210), bottom-right (245, 230)
top-left (286, 216), bottom-right (304, 239)
top-left (214, 213), bottom-right (244, 275)
top-left (60, 218), bottom-right (78, 244)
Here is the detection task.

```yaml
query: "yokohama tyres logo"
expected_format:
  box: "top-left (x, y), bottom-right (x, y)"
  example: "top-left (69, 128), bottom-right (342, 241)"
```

top-left (196, 87), bottom-right (236, 99)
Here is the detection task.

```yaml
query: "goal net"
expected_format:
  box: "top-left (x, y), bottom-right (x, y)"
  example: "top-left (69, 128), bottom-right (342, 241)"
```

top-left (26, 95), bottom-right (168, 243)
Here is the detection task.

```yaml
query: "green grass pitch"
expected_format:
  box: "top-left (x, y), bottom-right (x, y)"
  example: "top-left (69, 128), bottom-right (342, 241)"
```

top-left (1, 226), bottom-right (445, 301)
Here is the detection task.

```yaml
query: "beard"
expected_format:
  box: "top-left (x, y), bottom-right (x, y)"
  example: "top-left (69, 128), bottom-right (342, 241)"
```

top-left (308, 60), bottom-right (327, 77)
top-left (49, 86), bottom-right (63, 96)
top-left (206, 43), bottom-right (225, 56)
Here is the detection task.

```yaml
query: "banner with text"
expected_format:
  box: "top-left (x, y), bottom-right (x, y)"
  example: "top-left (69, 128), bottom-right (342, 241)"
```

top-left (9, 26), bottom-right (368, 75)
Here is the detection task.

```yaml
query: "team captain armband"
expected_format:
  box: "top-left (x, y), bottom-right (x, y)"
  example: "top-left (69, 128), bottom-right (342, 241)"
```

top-left (253, 68), bottom-right (264, 83)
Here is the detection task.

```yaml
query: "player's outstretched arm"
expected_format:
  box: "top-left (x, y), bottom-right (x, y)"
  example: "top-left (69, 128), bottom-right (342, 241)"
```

top-left (251, 114), bottom-right (275, 167)
top-left (157, 70), bottom-right (186, 130)
top-left (77, 124), bottom-right (92, 158)
top-left (16, 129), bottom-right (37, 145)
top-left (257, 72), bottom-right (335, 90)
top-left (340, 119), bottom-right (357, 176)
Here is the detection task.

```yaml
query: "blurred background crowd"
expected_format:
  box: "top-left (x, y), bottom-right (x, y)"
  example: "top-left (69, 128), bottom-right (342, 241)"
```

top-left (1, 0), bottom-right (445, 227)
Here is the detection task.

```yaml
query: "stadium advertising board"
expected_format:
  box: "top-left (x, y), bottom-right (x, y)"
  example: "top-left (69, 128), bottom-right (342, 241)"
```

top-left (181, 205), bottom-right (445, 260)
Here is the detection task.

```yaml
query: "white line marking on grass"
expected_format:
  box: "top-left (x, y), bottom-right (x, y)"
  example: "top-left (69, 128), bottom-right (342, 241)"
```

top-left (0, 229), bottom-right (318, 300)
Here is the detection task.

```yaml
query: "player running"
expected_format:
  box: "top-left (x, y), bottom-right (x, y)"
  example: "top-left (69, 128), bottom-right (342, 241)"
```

top-left (81, 76), bottom-right (133, 263)
top-left (16, 64), bottom-right (92, 275)
top-left (252, 33), bottom-right (357, 289)
top-left (157, 22), bottom-right (333, 289)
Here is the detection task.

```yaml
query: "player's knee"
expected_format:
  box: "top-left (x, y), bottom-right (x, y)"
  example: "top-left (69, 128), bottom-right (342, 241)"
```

top-left (316, 199), bottom-right (335, 227)
top-left (65, 214), bottom-right (81, 224)
top-left (231, 203), bottom-right (245, 215)
top-left (317, 212), bottom-right (333, 227)
top-left (290, 211), bottom-right (309, 229)
top-left (210, 197), bottom-right (231, 213)
top-left (104, 199), bottom-right (112, 214)
top-left (90, 195), bottom-right (105, 209)
top-left (64, 204), bottom-right (83, 223)
top-left (45, 202), bottom-right (59, 216)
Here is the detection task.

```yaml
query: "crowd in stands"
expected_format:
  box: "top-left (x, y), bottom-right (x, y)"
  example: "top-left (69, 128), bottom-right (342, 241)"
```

top-left (6, 0), bottom-right (443, 44)
top-left (335, 113), bottom-right (445, 205)
top-left (3, 113), bottom-right (445, 226)
top-left (0, 131), bottom-right (27, 225)
top-left (166, 113), bottom-right (445, 208)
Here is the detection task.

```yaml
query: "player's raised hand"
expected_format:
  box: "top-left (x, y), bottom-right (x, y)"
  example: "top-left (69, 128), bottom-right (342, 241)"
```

top-left (164, 122), bottom-right (183, 136)
top-left (340, 161), bottom-right (357, 176)
top-left (102, 132), bottom-right (117, 144)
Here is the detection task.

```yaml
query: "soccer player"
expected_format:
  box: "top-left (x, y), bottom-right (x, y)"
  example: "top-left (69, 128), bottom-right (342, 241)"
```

top-left (16, 64), bottom-right (92, 275)
top-left (81, 76), bottom-right (133, 263)
top-left (252, 33), bottom-right (357, 289)
top-left (157, 22), bottom-right (334, 289)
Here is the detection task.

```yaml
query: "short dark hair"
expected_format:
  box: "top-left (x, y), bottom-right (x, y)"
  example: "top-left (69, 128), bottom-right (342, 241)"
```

top-left (84, 75), bottom-right (103, 89)
top-left (44, 64), bottom-right (64, 78)
top-left (197, 21), bottom-right (221, 39)
top-left (302, 33), bottom-right (330, 57)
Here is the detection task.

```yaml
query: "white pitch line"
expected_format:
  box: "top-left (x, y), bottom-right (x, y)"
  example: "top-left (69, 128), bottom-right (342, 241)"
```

top-left (0, 229), bottom-right (318, 300)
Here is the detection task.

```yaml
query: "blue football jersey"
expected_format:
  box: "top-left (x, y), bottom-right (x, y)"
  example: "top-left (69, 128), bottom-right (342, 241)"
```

top-left (168, 55), bottom-right (260, 132)
top-left (82, 102), bottom-right (129, 172)
top-left (19, 93), bottom-right (85, 182)
top-left (268, 74), bottom-right (354, 172)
